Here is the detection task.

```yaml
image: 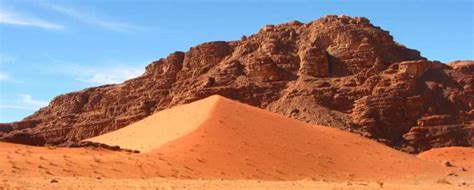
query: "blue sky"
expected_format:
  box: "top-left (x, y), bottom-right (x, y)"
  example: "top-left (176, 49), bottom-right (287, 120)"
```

top-left (0, 0), bottom-right (473, 122)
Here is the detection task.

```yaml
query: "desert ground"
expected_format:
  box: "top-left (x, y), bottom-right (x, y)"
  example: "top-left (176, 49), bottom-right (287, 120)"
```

top-left (1, 96), bottom-right (473, 189)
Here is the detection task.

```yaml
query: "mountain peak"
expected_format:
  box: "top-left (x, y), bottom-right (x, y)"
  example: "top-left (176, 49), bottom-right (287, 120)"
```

top-left (1, 15), bottom-right (472, 153)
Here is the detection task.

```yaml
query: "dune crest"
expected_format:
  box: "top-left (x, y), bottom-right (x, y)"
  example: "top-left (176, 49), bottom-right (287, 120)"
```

top-left (87, 95), bottom-right (221, 152)
top-left (89, 95), bottom-right (447, 181)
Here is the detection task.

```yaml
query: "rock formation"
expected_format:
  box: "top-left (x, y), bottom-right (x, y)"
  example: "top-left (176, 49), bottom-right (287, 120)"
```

top-left (0, 15), bottom-right (472, 153)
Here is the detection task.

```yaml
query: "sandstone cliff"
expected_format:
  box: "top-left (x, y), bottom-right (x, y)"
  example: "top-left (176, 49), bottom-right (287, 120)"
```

top-left (1, 15), bottom-right (472, 153)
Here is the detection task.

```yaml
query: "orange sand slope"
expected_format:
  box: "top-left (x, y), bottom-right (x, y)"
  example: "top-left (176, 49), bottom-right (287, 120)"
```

top-left (418, 147), bottom-right (474, 169)
top-left (418, 147), bottom-right (474, 179)
top-left (87, 95), bottom-right (217, 152)
top-left (2, 95), bottom-right (474, 189)
top-left (87, 95), bottom-right (452, 181)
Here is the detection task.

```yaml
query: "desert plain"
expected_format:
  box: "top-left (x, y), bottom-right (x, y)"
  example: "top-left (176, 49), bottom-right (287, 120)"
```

top-left (1, 96), bottom-right (473, 189)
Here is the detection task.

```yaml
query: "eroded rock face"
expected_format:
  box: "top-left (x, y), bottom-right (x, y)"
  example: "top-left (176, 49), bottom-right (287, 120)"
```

top-left (0, 15), bottom-right (472, 153)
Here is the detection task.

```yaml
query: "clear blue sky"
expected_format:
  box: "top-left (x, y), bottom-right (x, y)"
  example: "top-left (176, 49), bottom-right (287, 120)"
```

top-left (0, 0), bottom-right (473, 122)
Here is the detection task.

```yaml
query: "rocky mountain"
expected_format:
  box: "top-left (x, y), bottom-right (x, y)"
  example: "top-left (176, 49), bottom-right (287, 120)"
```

top-left (1, 15), bottom-right (472, 153)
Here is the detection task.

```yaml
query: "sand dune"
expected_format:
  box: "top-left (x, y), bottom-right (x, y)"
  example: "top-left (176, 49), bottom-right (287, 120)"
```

top-left (2, 95), bottom-right (473, 189)
top-left (87, 95), bottom-right (217, 152)
top-left (418, 146), bottom-right (474, 169)
top-left (88, 95), bottom-right (448, 181)
top-left (418, 146), bottom-right (474, 183)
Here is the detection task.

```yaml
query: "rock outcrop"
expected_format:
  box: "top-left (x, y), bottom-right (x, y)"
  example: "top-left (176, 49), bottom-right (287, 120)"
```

top-left (0, 15), bottom-right (472, 153)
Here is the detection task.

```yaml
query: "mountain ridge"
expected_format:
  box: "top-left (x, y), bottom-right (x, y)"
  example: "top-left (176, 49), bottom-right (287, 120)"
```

top-left (1, 15), bottom-right (472, 153)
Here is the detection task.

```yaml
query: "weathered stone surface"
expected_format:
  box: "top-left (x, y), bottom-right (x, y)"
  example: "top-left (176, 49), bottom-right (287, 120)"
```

top-left (298, 46), bottom-right (330, 77)
top-left (398, 60), bottom-right (447, 78)
top-left (0, 15), bottom-right (472, 153)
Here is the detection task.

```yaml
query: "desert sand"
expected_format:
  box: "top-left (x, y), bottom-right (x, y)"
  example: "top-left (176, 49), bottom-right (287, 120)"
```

top-left (1, 95), bottom-right (473, 189)
top-left (418, 146), bottom-right (474, 169)
top-left (418, 147), bottom-right (474, 181)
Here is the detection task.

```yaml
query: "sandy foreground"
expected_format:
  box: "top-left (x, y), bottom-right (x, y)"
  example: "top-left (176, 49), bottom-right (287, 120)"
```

top-left (1, 143), bottom-right (472, 190)
top-left (1, 96), bottom-right (473, 189)
top-left (0, 176), bottom-right (467, 190)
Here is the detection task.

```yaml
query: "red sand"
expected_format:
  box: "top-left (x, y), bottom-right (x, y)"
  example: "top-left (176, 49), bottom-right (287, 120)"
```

top-left (89, 95), bottom-right (447, 181)
top-left (418, 146), bottom-right (474, 182)
top-left (418, 146), bottom-right (474, 169)
top-left (1, 95), bottom-right (473, 189)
